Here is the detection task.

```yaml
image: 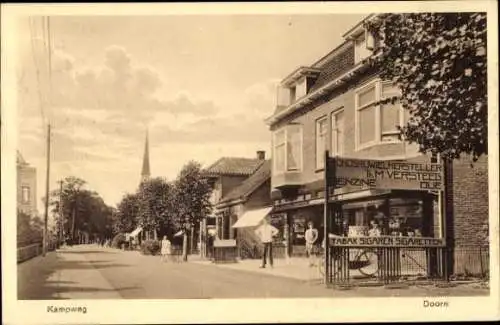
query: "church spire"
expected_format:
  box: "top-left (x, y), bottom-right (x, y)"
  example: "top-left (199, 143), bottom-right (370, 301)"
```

top-left (141, 130), bottom-right (151, 182)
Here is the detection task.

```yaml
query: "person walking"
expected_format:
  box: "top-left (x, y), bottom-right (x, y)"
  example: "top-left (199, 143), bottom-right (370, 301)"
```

top-left (255, 217), bottom-right (278, 268)
top-left (304, 221), bottom-right (319, 267)
top-left (160, 235), bottom-right (172, 262)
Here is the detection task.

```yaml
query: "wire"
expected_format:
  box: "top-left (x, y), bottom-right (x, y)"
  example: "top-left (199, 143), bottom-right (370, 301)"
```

top-left (28, 17), bottom-right (46, 125)
top-left (46, 16), bottom-right (53, 118)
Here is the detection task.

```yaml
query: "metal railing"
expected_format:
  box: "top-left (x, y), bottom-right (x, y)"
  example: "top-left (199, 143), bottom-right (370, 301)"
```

top-left (327, 245), bottom-right (490, 285)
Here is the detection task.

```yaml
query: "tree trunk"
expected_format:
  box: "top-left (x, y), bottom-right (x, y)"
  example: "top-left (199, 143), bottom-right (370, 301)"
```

top-left (154, 228), bottom-right (158, 241)
top-left (71, 207), bottom-right (76, 241)
top-left (182, 231), bottom-right (188, 262)
top-left (190, 226), bottom-right (194, 255)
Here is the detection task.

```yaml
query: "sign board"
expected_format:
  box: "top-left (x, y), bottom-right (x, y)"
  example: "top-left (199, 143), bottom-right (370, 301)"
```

top-left (330, 236), bottom-right (445, 248)
top-left (328, 157), bottom-right (444, 191)
top-left (214, 239), bottom-right (237, 247)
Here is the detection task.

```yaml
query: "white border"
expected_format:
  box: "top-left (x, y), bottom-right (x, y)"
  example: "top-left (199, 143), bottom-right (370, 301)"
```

top-left (2, 2), bottom-right (499, 324)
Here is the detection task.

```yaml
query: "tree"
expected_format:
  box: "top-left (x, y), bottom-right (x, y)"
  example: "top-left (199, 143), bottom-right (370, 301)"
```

top-left (17, 209), bottom-right (43, 246)
top-left (113, 193), bottom-right (140, 234)
top-left (136, 177), bottom-right (176, 241)
top-left (366, 13), bottom-right (487, 161)
top-left (173, 161), bottom-right (212, 261)
top-left (49, 176), bottom-right (112, 243)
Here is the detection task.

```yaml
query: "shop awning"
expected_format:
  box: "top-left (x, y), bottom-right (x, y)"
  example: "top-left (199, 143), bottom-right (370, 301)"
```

top-left (129, 227), bottom-right (143, 237)
top-left (232, 207), bottom-right (272, 228)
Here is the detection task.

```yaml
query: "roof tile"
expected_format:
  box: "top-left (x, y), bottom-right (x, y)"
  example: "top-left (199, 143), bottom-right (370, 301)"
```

top-left (203, 157), bottom-right (264, 176)
top-left (219, 160), bottom-right (271, 204)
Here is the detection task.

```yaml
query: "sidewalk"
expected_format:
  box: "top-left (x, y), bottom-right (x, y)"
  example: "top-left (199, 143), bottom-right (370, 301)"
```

top-left (18, 245), bottom-right (121, 299)
top-left (191, 256), bottom-right (490, 294)
top-left (192, 257), bottom-right (322, 282)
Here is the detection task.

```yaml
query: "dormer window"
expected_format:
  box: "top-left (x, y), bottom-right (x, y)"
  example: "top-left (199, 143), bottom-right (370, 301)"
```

top-left (289, 86), bottom-right (297, 104)
top-left (277, 67), bottom-right (321, 107)
top-left (354, 31), bottom-right (373, 64)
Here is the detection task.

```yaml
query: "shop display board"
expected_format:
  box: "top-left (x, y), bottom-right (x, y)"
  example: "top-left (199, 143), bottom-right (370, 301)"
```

top-left (330, 235), bottom-right (445, 248)
top-left (327, 157), bottom-right (444, 191)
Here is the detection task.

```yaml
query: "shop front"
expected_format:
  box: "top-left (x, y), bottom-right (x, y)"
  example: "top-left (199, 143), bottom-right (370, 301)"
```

top-left (273, 189), bottom-right (438, 258)
top-left (322, 155), bottom-right (447, 285)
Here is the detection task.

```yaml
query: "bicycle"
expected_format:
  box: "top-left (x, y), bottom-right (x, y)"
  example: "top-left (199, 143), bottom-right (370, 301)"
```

top-left (318, 247), bottom-right (379, 278)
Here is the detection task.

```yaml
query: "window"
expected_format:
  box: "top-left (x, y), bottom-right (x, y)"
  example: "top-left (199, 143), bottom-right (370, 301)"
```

top-left (316, 117), bottom-right (328, 169)
top-left (273, 125), bottom-right (302, 173)
top-left (21, 186), bottom-right (30, 203)
top-left (355, 80), bottom-right (404, 150)
top-left (287, 125), bottom-right (301, 170)
top-left (354, 33), bottom-right (372, 64)
top-left (331, 110), bottom-right (344, 156)
top-left (274, 130), bottom-right (286, 173)
top-left (356, 83), bottom-right (378, 147)
top-left (381, 82), bottom-right (403, 142)
top-left (289, 86), bottom-right (296, 104)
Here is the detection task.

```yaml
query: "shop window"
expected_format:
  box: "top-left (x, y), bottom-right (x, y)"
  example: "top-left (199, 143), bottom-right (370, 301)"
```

top-left (316, 116), bottom-right (328, 169)
top-left (270, 213), bottom-right (286, 244)
top-left (291, 216), bottom-right (306, 245)
top-left (331, 110), bottom-right (344, 156)
top-left (273, 125), bottom-right (302, 173)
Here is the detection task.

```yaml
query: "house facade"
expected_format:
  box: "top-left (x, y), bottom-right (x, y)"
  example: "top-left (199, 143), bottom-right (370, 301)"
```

top-left (265, 15), bottom-right (489, 274)
top-left (201, 152), bottom-right (267, 252)
top-left (215, 160), bottom-right (282, 259)
top-left (17, 151), bottom-right (37, 217)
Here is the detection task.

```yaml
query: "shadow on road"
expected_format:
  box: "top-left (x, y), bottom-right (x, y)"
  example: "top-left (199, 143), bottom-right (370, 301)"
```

top-left (25, 286), bottom-right (141, 300)
top-left (59, 250), bottom-right (118, 255)
top-left (52, 259), bottom-right (132, 270)
top-left (18, 249), bottom-right (133, 300)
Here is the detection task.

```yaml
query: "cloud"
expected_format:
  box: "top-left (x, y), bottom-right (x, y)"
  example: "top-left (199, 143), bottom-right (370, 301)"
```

top-left (18, 40), bottom-right (275, 207)
top-left (242, 78), bottom-right (280, 118)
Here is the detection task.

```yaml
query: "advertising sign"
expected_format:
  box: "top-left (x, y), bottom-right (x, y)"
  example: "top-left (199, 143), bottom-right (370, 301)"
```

top-left (330, 236), bottom-right (445, 248)
top-left (328, 157), bottom-right (444, 191)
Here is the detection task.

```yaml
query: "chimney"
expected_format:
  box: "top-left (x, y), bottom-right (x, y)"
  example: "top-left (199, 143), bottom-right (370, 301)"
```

top-left (257, 151), bottom-right (265, 160)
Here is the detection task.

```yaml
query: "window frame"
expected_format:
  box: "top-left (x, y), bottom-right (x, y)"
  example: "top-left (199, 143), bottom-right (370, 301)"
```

top-left (21, 185), bottom-right (30, 204)
top-left (380, 81), bottom-right (404, 142)
top-left (315, 115), bottom-right (329, 170)
top-left (272, 125), bottom-right (303, 174)
top-left (355, 79), bottom-right (405, 151)
top-left (331, 108), bottom-right (345, 157)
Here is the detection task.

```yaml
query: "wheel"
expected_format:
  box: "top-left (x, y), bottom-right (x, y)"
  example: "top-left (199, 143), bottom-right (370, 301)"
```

top-left (356, 250), bottom-right (378, 277)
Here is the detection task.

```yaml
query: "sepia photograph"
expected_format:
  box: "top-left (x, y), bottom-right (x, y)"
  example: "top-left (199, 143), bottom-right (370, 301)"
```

top-left (2, 1), bottom-right (499, 324)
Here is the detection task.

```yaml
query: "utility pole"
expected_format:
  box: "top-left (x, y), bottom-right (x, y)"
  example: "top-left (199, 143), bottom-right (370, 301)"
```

top-left (42, 123), bottom-right (51, 256)
top-left (58, 180), bottom-right (64, 246)
top-left (42, 16), bottom-right (53, 257)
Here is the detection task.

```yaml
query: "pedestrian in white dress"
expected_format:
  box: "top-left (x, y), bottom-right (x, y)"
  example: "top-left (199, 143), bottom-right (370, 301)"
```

top-left (161, 236), bottom-right (172, 262)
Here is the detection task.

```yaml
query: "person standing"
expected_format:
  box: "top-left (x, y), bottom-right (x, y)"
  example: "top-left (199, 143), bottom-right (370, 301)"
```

top-left (255, 217), bottom-right (278, 268)
top-left (304, 221), bottom-right (319, 267)
top-left (368, 220), bottom-right (382, 237)
top-left (160, 235), bottom-right (172, 262)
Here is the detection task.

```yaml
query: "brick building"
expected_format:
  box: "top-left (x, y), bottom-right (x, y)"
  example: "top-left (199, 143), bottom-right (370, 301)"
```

top-left (216, 160), bottom-right (274, 259)
top-left (17, 151), bottom-right (37, 217)
top-left (202, 152), bottom-right (267, 241)
top-left (265, 15), bottom-right (489, 274)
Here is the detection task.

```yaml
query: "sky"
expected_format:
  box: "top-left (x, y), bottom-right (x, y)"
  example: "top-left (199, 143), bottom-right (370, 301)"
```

top-left (17, 14), bottom-right (365, 210)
